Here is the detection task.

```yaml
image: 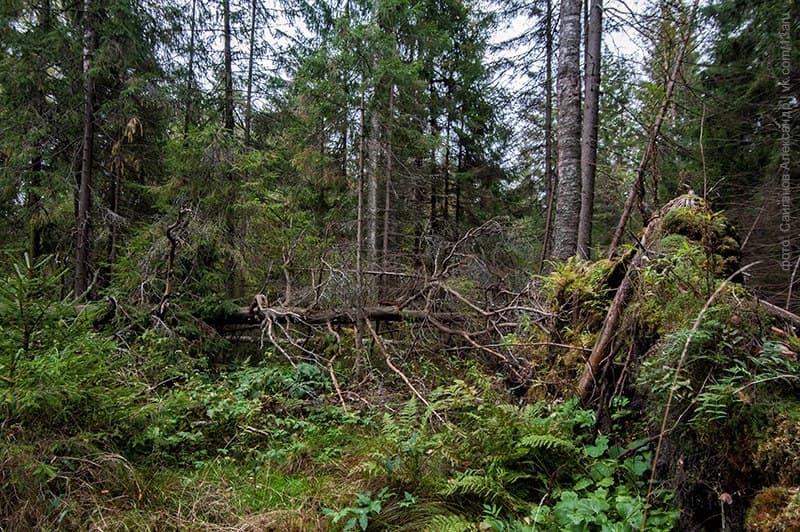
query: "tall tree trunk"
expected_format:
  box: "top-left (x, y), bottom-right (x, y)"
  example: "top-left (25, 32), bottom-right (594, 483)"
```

top-left (244, 0), bottom-right (256, 146)
top-left (355, 92), bottom-right (367, 350)
top-left (183, 0), bottom-right (197, 139)
top-left (222, 0), bottom-right (234, 132)
top-left (443, 117), bottom-right (451, 222)
top-left (382, 88), bottom-right (394, 267)
top-left (367, 106), bottom-right (380, 268)
top-left (538, 0), bottom-right (556, 273)
top-left (552, 0), bottom-right (582, 260)
top-left (75, 0), bottom-right (96, 297)
top-left (577, 0), bottom-right (602, 260)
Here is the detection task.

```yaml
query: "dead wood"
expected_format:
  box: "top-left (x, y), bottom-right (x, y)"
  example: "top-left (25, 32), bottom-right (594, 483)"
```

top-left (759, 299), bottom-right (800, 327)
top-left (208, 303), bottom-right (471, 331)
top-left (152, 208), bottom-right (190, 320)
top-left (578, 194), bottom-right (701, 402)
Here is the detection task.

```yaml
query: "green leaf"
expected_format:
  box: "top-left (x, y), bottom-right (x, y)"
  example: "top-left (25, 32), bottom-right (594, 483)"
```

top-left (584, 435), bottom-right (609, 458)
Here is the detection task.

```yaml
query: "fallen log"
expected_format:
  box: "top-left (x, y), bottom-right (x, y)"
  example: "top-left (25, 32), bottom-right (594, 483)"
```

top-left (206, 303), bottom-right (471, 331)
top-left (759, 299), bottom-right (800, 327)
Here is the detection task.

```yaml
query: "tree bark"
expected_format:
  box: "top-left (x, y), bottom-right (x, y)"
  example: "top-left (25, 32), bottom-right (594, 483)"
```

top-left (222, 0), bottom-right (234, 132)
top-left (577, 0), bottom-right (602, 260)
top-left (538, 0), bottom-right (556, 273)
top-left (75, 0), bottom-right (96, 298)
top-left (355, 92), bottom-right (366, 349)
top-left (382, 87), bottom-right (394, 267)
top-left (552, 0), bottom-right (583, 260)
top-left (367, 106), bottom-right (380, 268)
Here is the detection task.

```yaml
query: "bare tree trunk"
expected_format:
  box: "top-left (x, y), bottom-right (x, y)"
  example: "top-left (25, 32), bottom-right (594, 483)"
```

top-left (577, 0), bottom-right (602, 260)
top-left (443, 117), bottom-right (451, 222)
top-left (382, 88), bottom-right (394, 267)
top-left (75, 0), bottom-right (96, 298)
top-left (222, 0), bottom-right (234, 132)
top-left (183, 0), bottom-right (197, 140)
top-left (355, 92), bottom-right (367, 349)
top-left (244, 0), bottom-right (257, 145)
top-left (538, 0), bottom-right (556, 273)
top-left (552, 0), bottom-right (582, 260)
top-left (367, 106), bottom-right (380, 268)
top-left (607, 0), bottom-right (698, 257)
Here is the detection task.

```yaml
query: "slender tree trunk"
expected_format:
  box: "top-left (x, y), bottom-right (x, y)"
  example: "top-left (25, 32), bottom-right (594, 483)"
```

top-left (223, 0), bottom-right (234, 132)
top-left (355, 92), bottom-right (367, 349)
top-left (455, 140), bottom-right (463, 224)
top-left (538, 0), bottom-right (556, 273)
top-left (382, 88), bottom-right (394, 267)
top-left (183, 0), bottom-right (197, 139)
top-left (577, 0), bottom-right (602, 260)
top-left (244, 0), bottom-right (257, 145)
top-left (75, 0), bottom-right (96, 297)
top-left (552, 0), bottom-right (583, 260)
top-left (443, 117), bottom-right (451, 222)
top-left (428, 83), bottom-right (439, 230)
top-left (367, 106), bottom-right (380, 268)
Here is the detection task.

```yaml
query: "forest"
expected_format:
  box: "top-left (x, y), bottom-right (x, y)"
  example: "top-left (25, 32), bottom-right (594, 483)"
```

top-left (0, 0), bottom-right (799, 529)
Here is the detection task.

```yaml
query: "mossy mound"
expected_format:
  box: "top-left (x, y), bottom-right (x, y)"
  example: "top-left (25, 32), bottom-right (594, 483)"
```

top-left (534, 193), bottom-right (800, 530)
top-left (746, 486), bottom-right (800, 531)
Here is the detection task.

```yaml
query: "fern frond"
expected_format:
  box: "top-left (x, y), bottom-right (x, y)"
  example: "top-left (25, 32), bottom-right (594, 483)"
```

top-left (400, 396), bottom-right (420, 432)
top-left (443, 469), bottom-right (516, 504)
top-left (425, 513), bottom-right (476, 532)
top-left (518, 433), bottom-right (576, 454)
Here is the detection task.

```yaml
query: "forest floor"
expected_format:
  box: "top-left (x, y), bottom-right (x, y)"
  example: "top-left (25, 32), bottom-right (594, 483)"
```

top-left (2, 202), bottom-right (800, 530)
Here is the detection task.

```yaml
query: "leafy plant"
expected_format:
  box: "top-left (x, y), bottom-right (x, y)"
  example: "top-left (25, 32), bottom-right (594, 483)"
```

top-left (323, 487), bottom-right (395, 531)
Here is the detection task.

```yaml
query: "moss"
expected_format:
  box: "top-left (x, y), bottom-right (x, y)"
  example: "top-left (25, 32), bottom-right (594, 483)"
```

top-left (531, 257), bottom-right (623, 396)
top-left (756, 414), bottom-right (800, 486)
top-left (746, 486), bottom-right (800, 531)
top-left (545, 257), bottom-right (620, 333)
top-left (662, 206), bottom-right (716, 241)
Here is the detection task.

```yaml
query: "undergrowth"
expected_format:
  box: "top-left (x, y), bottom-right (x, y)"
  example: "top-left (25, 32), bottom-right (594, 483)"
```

top-left (2, 246), bottom-right (795, 530)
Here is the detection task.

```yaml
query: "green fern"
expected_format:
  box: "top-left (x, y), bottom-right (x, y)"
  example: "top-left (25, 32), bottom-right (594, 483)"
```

top-left (518, 433), bottom-right (576, 454)
top-left (425, 513), bottom-right (476, 532)
top-left (443, 469), bottom-right (514, 502)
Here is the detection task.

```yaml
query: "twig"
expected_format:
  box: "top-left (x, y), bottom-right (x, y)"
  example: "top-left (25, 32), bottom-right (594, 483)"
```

top-left (787, 254), bottom-right (800, 311)
top-left (326, 322), bottom-right (347, 410)
top-left (260, 317), bottom-right (297, 369)
top-left (608, 0), bottom-right (700, 256)
top-left (363, 318), bottom-right (442, 422)
top-left (153, 208), bottom-right (190, 319)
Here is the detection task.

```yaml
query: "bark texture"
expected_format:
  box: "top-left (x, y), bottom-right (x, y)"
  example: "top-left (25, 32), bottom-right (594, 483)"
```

top-left (552, 0), bottom-right (583, 260)
top-left (75, 0), bottom-right (96, 297)
top-left (577, 0), bottom-right (602, 260)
